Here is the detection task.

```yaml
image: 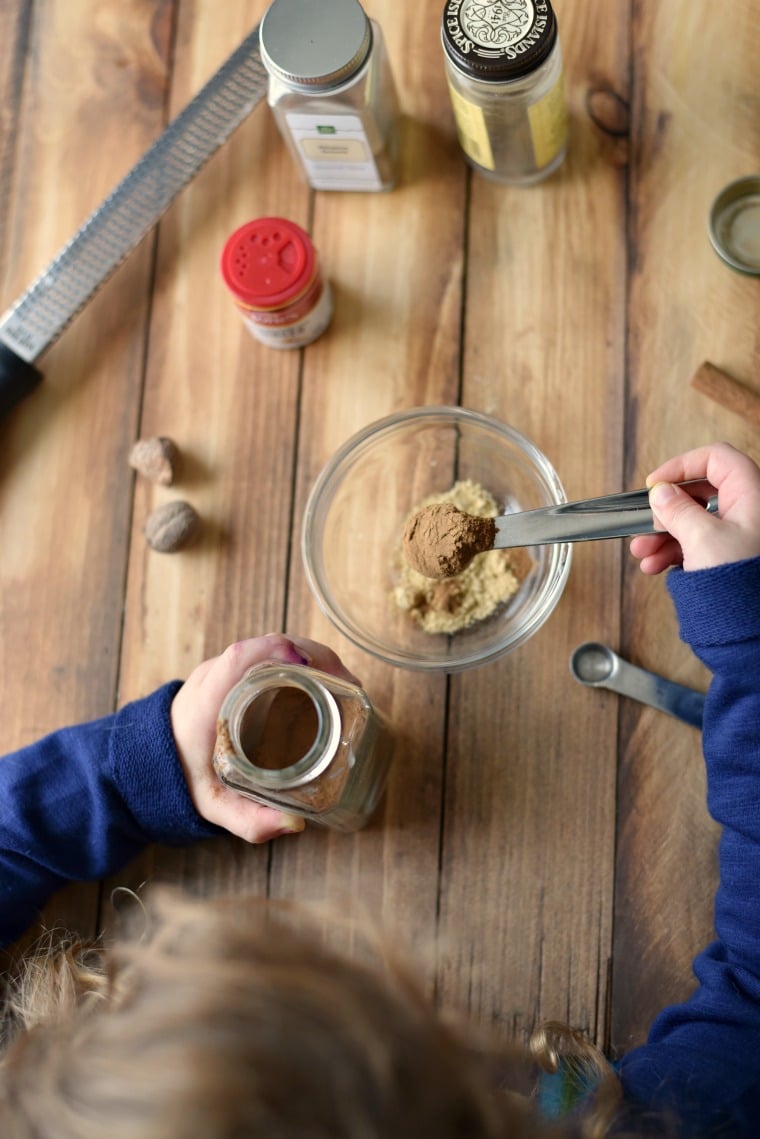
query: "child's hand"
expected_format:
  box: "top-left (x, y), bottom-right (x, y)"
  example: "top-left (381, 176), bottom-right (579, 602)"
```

top-left (630, 442), bottom-right (760, 574)
top-left (170, 633), bottom-right (360, 844)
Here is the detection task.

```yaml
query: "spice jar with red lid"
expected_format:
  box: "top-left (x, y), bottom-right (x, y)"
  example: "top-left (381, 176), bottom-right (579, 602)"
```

top-left (220, 216), bottom-right (333, 349)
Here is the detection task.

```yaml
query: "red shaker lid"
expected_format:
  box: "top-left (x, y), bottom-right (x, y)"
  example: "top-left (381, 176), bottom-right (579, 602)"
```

top-left (220, 217), bottom-right (316, 309)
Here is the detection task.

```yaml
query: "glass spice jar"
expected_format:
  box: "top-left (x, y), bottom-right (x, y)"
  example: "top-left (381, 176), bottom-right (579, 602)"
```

top-left (259, 0), bottom-right (399, 192)
top-left (220, 217), bottom-right (333, 349)
top-left (213, 663), bottom-right (393, 832)
top-left (441, 0), bottom-right (568, 185)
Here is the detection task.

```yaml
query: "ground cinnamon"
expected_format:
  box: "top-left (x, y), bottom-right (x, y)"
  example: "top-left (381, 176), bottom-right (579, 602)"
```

top-left (214, 705), bottom-right (358, 813)
top-left (403, 501), bottom-right (496, 578)
top-left (392, 480), bottom-right (533, 635)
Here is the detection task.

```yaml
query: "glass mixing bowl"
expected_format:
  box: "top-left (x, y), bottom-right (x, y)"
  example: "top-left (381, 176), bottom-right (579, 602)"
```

top-left (302, 406), bottom-right (571, 672)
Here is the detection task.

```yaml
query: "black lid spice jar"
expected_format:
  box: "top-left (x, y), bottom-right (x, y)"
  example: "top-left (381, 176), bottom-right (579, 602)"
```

top-left (260, 0), bottom-right (399, 192)
top-left (441, 0), bottom-right (568, 185)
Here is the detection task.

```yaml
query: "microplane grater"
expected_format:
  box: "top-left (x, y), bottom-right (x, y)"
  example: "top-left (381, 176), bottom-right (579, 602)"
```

top-left (0, 22), bottom-right (268, 418)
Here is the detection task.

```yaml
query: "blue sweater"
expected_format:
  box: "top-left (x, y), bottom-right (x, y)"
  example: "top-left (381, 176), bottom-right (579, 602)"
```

top-left (617, 556), bottom-right (760, 1136)
top-left (1, 557), bottom-right (759, 1135)
top-left (0, 680), bottom-right (220, 946)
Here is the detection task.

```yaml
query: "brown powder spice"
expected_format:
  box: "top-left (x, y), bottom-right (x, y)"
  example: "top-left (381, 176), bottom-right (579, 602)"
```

top-left (402, 501), bottom-right (496, 578)
top-left (214, 705), bottom-right (359, 815)
top-left (392, 480), bottom-right (533, 634)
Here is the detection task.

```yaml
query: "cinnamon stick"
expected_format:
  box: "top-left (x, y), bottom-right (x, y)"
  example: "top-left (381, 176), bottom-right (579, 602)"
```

top-left (690, 361), bottom-right (760, 429)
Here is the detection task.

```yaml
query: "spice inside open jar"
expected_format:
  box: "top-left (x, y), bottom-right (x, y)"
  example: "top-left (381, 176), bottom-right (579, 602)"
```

top-left (213, 663), bottom-right (393, 831)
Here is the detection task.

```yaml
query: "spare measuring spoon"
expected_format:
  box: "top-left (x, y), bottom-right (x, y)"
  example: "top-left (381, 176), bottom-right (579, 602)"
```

top-left (403, 481), bottom-right (719, 579)
top-left (569, 641), bottom-right (705, 728)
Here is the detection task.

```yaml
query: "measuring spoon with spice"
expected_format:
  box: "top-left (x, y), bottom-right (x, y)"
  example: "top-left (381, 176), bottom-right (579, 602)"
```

top-left (403, 482), bottom-right (719, 579)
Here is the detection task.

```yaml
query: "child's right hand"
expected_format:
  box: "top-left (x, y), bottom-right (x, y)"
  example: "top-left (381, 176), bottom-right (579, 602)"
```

top-left (630, 442), bottom-right (760, 575)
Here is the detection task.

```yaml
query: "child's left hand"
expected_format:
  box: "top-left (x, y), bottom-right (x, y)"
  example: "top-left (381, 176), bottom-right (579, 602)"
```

top-left (170, 633), bottom-right (360, 844)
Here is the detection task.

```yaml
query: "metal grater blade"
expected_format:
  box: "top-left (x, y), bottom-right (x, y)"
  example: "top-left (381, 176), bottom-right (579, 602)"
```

top-left (0, 22), bottom-right (268, 416)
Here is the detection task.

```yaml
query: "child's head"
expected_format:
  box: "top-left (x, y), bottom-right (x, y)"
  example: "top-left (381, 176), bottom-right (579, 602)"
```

top-left (0, 891), bottom-right (605, 1139)
top-left (2, 891), bottom-right (529, 1137)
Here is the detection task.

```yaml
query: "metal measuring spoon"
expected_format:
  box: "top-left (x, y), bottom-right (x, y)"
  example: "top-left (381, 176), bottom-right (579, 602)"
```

top-left (569, 642), bottom-right (706, 729)
top-left (492, 482), bottom-right (719, 550)
top-left (404, 481), bottom-right (719, 580)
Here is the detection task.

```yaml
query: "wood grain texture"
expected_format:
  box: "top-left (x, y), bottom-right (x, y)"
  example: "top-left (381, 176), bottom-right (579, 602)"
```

top-left (274, 0), bottom-right (467, 989)
top-left (0, 0), bottom-right (172, 944)
top-left (1, 0), bottom-right (758, 1066)
top-left (434, 0), bottom-right (628, 1044)
top-left (0, 0), bottom-right (32, 268)
top-left (613, 0), bottom-right (760, 1050)
top-left (108, 0), bottom-right (297, 908)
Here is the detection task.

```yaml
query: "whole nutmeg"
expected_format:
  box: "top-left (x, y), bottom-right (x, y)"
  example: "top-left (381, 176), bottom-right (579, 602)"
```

top-left (129, 436), bottom-right (178, 485)
top-left (144, 500), bottom-right (200, 553)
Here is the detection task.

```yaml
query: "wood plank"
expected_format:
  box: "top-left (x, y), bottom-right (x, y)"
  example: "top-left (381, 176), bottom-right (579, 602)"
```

top-left (0, 0), bottom-right (173, 945)
top-left (435, 0), bottom-right (629, 1044)
top-left (271, 0), bottom-right (467, 991)
top-left (0, 0), bottom-right (30, 955)
top-left (5, 0), bottom-right (755, 1066)
top-left (614, 0), bottom-right (760, 1050)
top-left (0, 1), bottom-right (32, 265)
top-left (107, 0), bottom-right (309, 907)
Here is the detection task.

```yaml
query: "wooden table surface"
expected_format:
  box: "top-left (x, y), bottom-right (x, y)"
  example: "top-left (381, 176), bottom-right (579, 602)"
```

top-left (1, 0), bottom-right (758, 1058)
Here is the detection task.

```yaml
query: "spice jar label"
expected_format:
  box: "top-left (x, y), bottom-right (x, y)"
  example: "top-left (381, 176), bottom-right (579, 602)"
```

top-left (527, 73), bottom-right (567, 167)
top-left (284, 113), bottom-right (384, 190)
top-left (238, 280), bottom-right (333, 349)
top-left (445, 82), bottom-right (495, 170)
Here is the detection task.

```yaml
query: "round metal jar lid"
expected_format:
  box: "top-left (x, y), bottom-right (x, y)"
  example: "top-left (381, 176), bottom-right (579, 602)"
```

top-left (442, 0), bottom-right (558, 82)
top-left (260, 0), bottom-right (371, 90)
top-left (708, 175), bottom-right (760, 276)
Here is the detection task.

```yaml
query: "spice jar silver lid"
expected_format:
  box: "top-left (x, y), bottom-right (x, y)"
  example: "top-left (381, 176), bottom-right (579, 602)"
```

top-left (260, 0), bottom-right (372, 90)
top-left (442, 0), bottom-right (558, 82)
top-left (708, 175), bottom-right (760, 276)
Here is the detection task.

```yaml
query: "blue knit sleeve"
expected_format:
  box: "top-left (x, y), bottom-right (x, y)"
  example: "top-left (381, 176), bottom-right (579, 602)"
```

top-left (619, 556), bottom-right (760, 1136)
top-left (0, 682), bottom-right (220, 948)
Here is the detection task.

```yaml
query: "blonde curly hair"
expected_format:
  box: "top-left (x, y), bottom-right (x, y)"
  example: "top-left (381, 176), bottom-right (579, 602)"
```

top-left (0, 891), bottom-right (627, 1139)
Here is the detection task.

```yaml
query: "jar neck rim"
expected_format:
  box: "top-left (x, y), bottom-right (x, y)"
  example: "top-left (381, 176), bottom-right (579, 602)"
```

top-left (224, 666), bottom-right (341, 788)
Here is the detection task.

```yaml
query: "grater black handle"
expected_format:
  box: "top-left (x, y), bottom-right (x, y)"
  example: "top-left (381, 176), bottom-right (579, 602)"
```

top-left (0, 21), bottom-right (267, 426)
top-left (0, 341), bottom-right (42, 418)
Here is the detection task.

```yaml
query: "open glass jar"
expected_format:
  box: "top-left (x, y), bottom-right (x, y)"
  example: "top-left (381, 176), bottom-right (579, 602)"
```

top-left (213, 663), bottom-right (393, 831)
